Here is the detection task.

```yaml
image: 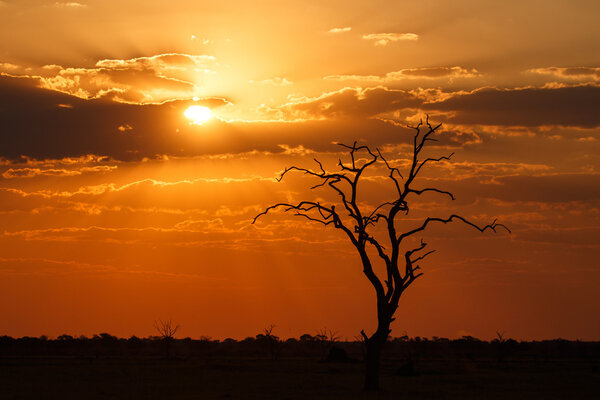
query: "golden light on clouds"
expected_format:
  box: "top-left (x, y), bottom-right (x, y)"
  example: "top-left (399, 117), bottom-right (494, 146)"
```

top-left (184, 105), bottom-right (212, 125)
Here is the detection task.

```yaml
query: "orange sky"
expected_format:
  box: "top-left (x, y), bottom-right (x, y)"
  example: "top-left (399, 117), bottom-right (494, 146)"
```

top-left (0, 0), bottom-right (599, 341)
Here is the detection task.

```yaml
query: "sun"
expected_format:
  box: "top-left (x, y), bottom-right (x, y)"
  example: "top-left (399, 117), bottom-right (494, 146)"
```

top-left (184, 105), bottom-right (212, 125)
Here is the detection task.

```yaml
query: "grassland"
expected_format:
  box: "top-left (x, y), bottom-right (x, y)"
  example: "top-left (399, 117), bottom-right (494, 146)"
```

top-left (1, 355), bottom-right (598, 399)
top-left (1, 336), bottom-right (598, 399)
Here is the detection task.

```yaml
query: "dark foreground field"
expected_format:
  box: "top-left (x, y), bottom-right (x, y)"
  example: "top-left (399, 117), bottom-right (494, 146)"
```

top-left (1, 355), bottom-right (598, 399)
top-left (1, 336), bottom-right (599, 399)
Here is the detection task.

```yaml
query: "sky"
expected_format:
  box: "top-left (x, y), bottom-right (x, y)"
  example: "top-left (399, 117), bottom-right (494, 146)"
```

top-left (0, 0), bottom-right (599, 341)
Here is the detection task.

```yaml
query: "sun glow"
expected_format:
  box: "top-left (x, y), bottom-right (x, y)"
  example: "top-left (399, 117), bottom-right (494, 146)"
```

top-left (184, 105), bottom-right (213, 125)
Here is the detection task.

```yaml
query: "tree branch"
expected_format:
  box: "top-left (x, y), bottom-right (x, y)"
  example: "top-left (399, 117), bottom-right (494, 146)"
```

top-left (415, 152), bottom-right (454, 176)
top-left (408, 187), bottom-right (455, 200)
top-left (377, 148), bottom-right (403, 196)
top-left (399, 214), bottom-right (511, 242)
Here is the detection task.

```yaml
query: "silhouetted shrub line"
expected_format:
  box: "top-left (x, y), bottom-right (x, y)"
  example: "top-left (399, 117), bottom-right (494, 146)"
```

top-left (1, 334), bottom-right (598, 361)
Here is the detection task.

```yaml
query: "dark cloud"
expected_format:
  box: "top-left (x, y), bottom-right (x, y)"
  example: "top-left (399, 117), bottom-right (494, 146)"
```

top-left (3, 74), bottom-right (598, 161)
top-left (1, 165), bottom-right (115, 179)
top-left (441, 173), bottom-right (600, 203)
top-left (281, 84), bottom-right (600, 128)
top-left (0, 76), bottom-right (480, 160)
top-left (516, 226), bottom-right (600, 246)
top-left (0, 75), bottom-right (228, 160)
top-left (424, 85), bottom-right (600, 127)
top-left (283, 87), bottom-right (422, 119)
top-left (528, 67), bottom-right (600, 81)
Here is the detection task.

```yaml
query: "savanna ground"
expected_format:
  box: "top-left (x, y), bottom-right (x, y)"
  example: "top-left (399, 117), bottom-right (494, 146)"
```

top-left (1, 354), bottom-right (598, 399)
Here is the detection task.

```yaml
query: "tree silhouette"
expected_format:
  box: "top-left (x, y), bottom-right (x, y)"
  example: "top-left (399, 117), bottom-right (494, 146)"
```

top-left (255, 324), bottom-right (280, 360)
top-left (315, 328), bottom-right (341, 361)
top-left (253, 118), bottom-right (510, 390)
top-left (154, 319), bottom-right (179, 358)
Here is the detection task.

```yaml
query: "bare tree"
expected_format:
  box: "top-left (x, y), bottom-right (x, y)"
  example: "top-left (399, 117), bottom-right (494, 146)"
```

top-left (256, 324), bottom-right (279, 360)
top-left (154, 319), bottom-right (179, 358)
top-left (253, 118), bottom-right (510, 390)
top-left (315, 328), bottom-right (341, 360)
top-left (494, 330), bottom-right (508, 362)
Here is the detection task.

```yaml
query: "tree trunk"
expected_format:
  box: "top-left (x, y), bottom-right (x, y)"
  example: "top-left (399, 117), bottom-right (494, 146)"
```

top-left (164, 338), bottom-right (171, 359)
top-left (364, 338), bottom-right (383, 390)
top-left (364, 319), bottom-right (391, 391)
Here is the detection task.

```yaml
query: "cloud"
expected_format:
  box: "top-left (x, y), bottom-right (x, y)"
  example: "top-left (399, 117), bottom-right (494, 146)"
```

top-left (0, 257), bottom-right (220, 281)
top-left (279, 84), bottom-right (600, 128)
top-left (2, 165), bottom-right (116, 179)
top-left (324, 66), bottom-right (480, 82)
top-left (528, 67), bottom-right (600, 82)
top-left (0, 63), bottom-right (20, 73)
top-left (516, 226), bottom-right (600, 247)
top-left (0, 154), bottom-right (116, 167)
top-left (0, 257), bottom-right (117, 277)
top-left (423, 85), bottom-right (600, 127)
top-left (440, 173), bottom-right (600, 203)
top-left (0, 74), bottom-right (437, 159)
top-left (362, 33), bottom-right (418, 46)
top-left (271, 86), bottom-right (423, 120)
top-left (324, 74), bottom-right (383, 82)
top-left (0, 175), bottom-right (280, 218)
top-left (328, 27), bottom-right (351, 34)
top-left (94, 54), bottom-right (215, 71)
top-left (410, 160), bottom-right (552, 180)
top-left (2, 73), bottom-right (598, 161)
top-left (391, 67), bottom-right (480, 79)
top-left (54, 2), bottom-right (87, 8)
top-left (0, 74), bottom-right (232, 160)
top-left (248, 77), bottom-right (293, 86)
top-left (6, 53), bottom-right (218, 104)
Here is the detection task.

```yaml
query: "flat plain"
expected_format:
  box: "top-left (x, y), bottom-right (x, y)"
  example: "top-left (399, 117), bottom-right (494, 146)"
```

top-left (1, 355), bottom-right (598, 399)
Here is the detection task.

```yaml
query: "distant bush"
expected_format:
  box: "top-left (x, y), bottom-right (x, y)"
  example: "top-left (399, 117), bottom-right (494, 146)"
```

top-left (0, 333), bottom-right (597, 361)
